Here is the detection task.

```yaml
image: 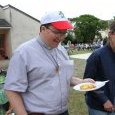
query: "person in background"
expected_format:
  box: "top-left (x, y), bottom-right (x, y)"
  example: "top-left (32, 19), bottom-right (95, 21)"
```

top-left (0, 69), bottom-right (12, 115)
top-left (4, 11), bottom-right (94, 115)
top-left (83, 21), bottom-right (115, 115)
top-left (103, 37), bottom-right (108, 46)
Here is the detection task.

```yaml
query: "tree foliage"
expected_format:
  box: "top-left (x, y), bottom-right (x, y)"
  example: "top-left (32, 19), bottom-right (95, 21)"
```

top-left (70, 14), bottom-right (108, 43)
top-left (63, 30), bottom-right (76, 44)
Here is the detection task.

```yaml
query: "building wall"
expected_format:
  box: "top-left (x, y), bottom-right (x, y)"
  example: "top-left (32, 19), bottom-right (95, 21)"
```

top-left (0, 7), bottom-right (4, 18)
top-left (4, 6), bottom-right (40, 53)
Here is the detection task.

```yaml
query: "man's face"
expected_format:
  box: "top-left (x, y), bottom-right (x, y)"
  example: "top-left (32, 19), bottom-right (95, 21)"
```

top-left (41, 25), bottom-right (67, 48)
top-left (109, 31), bottom-right (115, 51)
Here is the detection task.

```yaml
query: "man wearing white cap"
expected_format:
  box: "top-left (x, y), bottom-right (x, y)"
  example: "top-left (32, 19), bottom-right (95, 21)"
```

top-left (4, 11), bottom-right (94, 115)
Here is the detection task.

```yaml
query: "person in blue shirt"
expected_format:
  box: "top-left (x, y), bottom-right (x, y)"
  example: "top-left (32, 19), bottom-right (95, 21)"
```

top-left (84, 21), bottom-right (115, 115)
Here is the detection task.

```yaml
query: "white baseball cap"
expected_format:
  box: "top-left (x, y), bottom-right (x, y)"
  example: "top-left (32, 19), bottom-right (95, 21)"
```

top-left (40, 11), bottom-right (74, 30)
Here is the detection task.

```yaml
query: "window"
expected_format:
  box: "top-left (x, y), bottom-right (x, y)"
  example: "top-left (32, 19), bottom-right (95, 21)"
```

top-left (0, 34), bottom-right (4, 48)
top-left (0, 34), bottom-right (8, 60)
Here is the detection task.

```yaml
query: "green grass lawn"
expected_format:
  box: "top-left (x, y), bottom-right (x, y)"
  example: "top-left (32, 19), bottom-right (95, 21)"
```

top-left (68, 59), bottom-right (88, 115)
top-left (68, 49), bottom-right (92, 55)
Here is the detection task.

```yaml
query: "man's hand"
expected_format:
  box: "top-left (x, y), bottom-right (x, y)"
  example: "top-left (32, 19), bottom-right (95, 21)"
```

top-left (70, 77), bottom-right (95, 86)
top-left (83, 78), bottom-right (95, 83)
top-left (103, 100), bottom-right (114, 112)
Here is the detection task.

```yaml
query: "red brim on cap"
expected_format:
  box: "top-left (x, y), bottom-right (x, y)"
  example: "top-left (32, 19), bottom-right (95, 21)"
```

top-left (51, 21), bottom-right (74, 30)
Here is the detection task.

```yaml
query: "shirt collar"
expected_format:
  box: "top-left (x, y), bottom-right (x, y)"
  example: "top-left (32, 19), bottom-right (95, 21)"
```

top-left (37, 36), bottom-right (53, 50)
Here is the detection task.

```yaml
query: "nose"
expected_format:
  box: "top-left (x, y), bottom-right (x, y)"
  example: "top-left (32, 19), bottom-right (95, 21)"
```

top-left (55, 34), bottom-right (65, 41)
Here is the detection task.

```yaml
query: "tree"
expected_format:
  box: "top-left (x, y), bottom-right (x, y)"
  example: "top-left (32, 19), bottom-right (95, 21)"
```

top-left (113, 16), bottom-right (115, 20)
top-left (72, 14), bottom-right (108, 43)
top-left (63, 30), bottom-right (76, 44)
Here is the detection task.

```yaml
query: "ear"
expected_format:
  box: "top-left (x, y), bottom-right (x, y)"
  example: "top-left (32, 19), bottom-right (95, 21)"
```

top-left (41, 26), bottom-right (46, 31)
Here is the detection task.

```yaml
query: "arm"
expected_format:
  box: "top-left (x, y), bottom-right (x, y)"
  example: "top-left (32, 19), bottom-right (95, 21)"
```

top-left (5, 90), bottom-right (27, 115)
top-left (70, 77), bottom-right (83, 86)
top-left (4, 52), bottom-right (28, 115)
top-left (70, 77), bottom-right (95, 86)
top-left (6, 103), bottom-right (13, 115)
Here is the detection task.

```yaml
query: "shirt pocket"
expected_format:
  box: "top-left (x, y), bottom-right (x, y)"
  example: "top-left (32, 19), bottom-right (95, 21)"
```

top-left (60, 60), bottom-right (74, 83)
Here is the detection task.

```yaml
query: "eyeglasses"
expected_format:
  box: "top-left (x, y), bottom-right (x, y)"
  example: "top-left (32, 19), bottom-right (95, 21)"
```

top-left (48, 27), bottom-right (68, 37)
top-left (109, 31), bottom-right (115, 35)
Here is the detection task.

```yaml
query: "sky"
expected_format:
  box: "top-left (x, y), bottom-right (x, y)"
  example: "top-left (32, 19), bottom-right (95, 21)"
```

top-left (0, 0), bottom-right (115, 21)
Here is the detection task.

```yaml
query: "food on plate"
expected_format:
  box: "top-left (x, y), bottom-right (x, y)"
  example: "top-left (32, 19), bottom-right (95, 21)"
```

top-left (80, 83), bottom-right (96, 90)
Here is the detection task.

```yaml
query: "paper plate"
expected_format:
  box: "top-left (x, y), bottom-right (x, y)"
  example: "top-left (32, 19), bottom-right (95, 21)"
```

top-left (73, 80), bottom-right (109, 92)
